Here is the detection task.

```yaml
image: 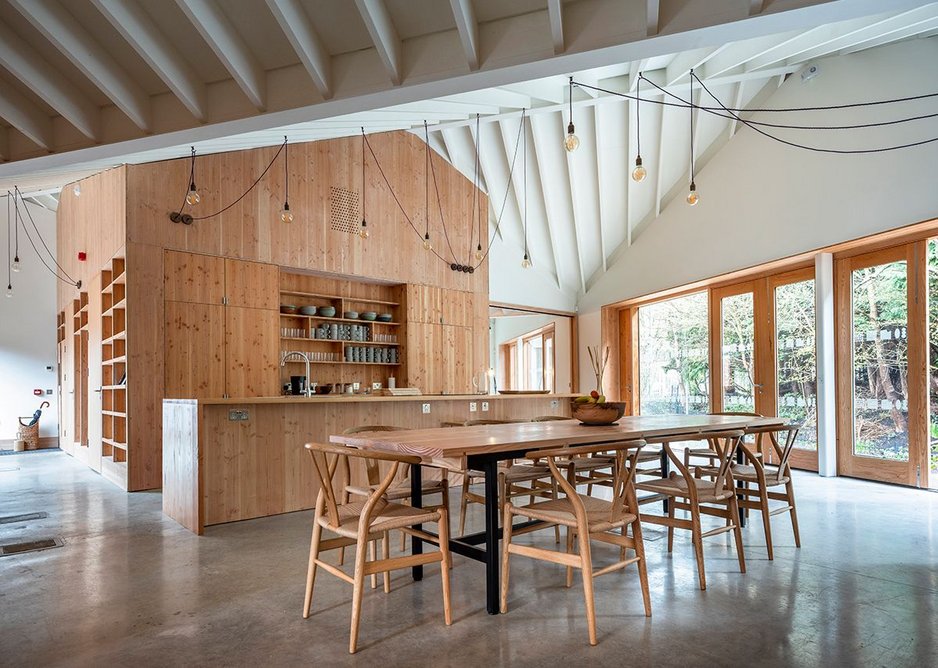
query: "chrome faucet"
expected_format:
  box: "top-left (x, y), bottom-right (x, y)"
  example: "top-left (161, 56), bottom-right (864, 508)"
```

top-left (280, 351), bottom-right (312, 396)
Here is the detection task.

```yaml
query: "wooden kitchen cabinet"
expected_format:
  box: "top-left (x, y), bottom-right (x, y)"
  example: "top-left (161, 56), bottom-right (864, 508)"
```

top-left (225, 258), bottom-right (278, 310)
top-left (164, 301), bottom-right (226, 399)
top-left (163, 250), bottom-right (224, 304)
top-left (226, 307), bottom-right (279, 397)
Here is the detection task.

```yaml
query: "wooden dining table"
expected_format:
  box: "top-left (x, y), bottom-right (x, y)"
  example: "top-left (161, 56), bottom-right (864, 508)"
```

top-left (331, 413), bottom-right (785, 614)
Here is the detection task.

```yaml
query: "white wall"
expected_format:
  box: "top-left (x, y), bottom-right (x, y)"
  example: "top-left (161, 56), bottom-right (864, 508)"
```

top-left (0, 200), bottom-right (59, 444)
top-left (577, 39), bottom-right (938, 384)
top-left (488, 235), bottom-right (578, 312)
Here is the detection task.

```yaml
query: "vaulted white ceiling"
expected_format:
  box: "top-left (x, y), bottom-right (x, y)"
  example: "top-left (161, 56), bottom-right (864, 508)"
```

top-left (1, 0), bottom-right (937, 298)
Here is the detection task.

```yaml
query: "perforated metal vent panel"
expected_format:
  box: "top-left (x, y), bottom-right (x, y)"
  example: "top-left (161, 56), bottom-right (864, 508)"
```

top-left (330, 186), bottom-right (361, 234)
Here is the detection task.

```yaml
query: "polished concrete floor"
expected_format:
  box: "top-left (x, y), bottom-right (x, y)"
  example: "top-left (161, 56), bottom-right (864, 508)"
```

top-left (1, 451), bottom-right (936, 667)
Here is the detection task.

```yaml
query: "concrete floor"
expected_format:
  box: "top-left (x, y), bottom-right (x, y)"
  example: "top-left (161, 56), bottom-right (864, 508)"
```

top-left (1, 451), bottom-right (936, 667)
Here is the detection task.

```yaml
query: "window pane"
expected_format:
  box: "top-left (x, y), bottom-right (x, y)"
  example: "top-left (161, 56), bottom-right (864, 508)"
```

top-left (851, 261), bottom-right (909, 461)
top-left (544, 335), bottom-right (555, 392)
top-left (775, 280), bottom-right (818, 450)
top-left (721, 293), bottom-right (755, 413)
top-left (526, 336), bottom-right (544, 390)
top-left (639, 292), bottom-right (709, 415)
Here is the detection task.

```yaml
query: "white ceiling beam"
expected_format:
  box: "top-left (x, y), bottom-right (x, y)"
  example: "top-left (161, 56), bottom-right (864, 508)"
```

top-left (0, 86), bottom-right (53, 150)
top-left (176, 0), bottom-right (267, 111)
top-left (0, 127), bottom-right (7, 161)
top-left (727, 81), bottom-right (745, 138)
top-left (665, 45), bottom-right (726, 85)
top-left (629, 59), bottom-right (650, 92)
top-left (449, 0), bottom-right (480, 71)
top-left (647, 0), bottom-right (660, 37)
top-left (653, 100), bottom-right (667, 219)
top-left (838, 18), bottom-right (938, 55)
top-left (92, 0), bottom-right (207, 121)
top-left (525, 122), bottom-right (563, 290)
top-left (547, 0), bottom-right (564, 55)
top-left (592, 105), bottom-right (607, 273)
top-left (749, 0), bottom-right (764, 17)
top-left (265, 0), bottom-right (333, 100)
top-left (0, 21), bottom-right (99, 141)
top-left (559, 131), bottom-right (588, 293)
top-left (12, 0), bottom-right (150, 132)
top-left (791, 6), bottom-right (938, 63)
top-left (354, 0), bottom-right (402, 86)
top-left (699, 30), bottom-right (803, 79)
top-left (445, 88), bottom-right (531, 109)
top-left (427, 129), bottom-right (451, 162)
top-left (491, 120), bottom-right (527, 242)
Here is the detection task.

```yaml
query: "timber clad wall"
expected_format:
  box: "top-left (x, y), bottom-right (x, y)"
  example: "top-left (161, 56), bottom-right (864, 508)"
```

top-left (56, 132), bottom-right (489, 491)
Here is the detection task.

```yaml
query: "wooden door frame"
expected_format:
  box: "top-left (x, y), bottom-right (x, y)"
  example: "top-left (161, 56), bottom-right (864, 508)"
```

top-left (767, 266), bottom-right (819, 472)
top-left (834, 243), bottom-right (927, 486)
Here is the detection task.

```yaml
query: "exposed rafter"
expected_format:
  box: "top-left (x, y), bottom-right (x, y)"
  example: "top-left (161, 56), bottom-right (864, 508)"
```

top-left (265, 0), bottom-right (333, 99)
top-left (449, 0), bottom-right (480, 71)
top-left (176, 0), bottom-right (267, 111)
top-left (354, 0), bottom-right (402, 86)
top-left (12, 0), bottom-right (150, 132)
top-left (647, 0), bottom-right (661, 37)
top-left (0, 21), bottom-right (99, 141)
top-left (0, 86), bottom-right (53, 150)
top-left (92, 0), bottom-right (207, 122)
top-left (547, 0), bottom-right (564, 54)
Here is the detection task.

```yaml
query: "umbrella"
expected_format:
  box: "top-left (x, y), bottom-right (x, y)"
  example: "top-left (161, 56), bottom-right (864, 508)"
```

top-left (26, 401), bottom-right (50, 427)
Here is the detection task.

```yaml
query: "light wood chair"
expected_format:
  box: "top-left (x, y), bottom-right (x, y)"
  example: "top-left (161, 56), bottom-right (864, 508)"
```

top-left (707, 424), bottom-right (802, 560)
top-left (302, 442), bottom-right (452, 654)
top-left (684, 412), bottom-right (763, 468)
top-left (501, 440), bottom-right (651, 646)
top-left (457, 419), bottom-right (555, 537)
top-left (636, 430), bottom-right (747, 590)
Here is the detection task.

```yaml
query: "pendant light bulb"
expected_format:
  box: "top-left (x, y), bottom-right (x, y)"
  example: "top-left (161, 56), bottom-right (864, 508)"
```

top-left (186, 183), bottom-right (201, 206)
top-left (280, 202), bottom-right (294, 223)
top-left (631, 156), bottom-right (647, 182)
top-left (359, 220), bottom-right (369, 239)
top-left (564, 122), bottom-right (580, 152)
top-left (5, 284), bottom-right (12, 298)
top-left (423, 233), bottom-right (432, 251)
top-left (521, 253), bottom-right (532, 269)
top-left (686, 181), bottom-right (699, 207)
top-left (11, 256), bottom-right (21, 272)
top-left (475, 244), bottom-right (484, 262)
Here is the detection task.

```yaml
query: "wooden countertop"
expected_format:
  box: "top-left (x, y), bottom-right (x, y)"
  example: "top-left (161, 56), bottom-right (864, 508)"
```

top-left (164, 393), bottom-right (579, 406)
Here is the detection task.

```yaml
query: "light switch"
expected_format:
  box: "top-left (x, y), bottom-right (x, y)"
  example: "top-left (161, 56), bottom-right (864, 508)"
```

top-left (469, 402), bottom-right (477, 412)
top-left (481, 401), bottom-right (489, 412)
top-left (422, 403), bottom-right (431, 414)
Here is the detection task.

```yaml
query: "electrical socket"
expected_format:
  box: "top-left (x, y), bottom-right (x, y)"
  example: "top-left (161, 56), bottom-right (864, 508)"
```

top-left (550, 400), bottom-right (559, 408)
top-left (469, 402), bottom-right (477, 412)
top-left (481, 401), bottom-right (489, 412)
top-left (228, 409), bottom-right (249, 421)
top-left (422, 403), bottom-right (431, 414)
top-left (372, 382), bottom-right (382, 390)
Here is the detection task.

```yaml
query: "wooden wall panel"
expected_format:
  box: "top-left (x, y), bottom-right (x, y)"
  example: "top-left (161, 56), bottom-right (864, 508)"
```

top-left (164, 301), bottom-right (226, 399)
top-left (225, 307), bottom-right (280, 398)
top-left (225, 258), bottom-right (278, 310)
top-left (162, 400), bottom-right (202, 533)
top-left (163, 250), bottom-right (224, 304)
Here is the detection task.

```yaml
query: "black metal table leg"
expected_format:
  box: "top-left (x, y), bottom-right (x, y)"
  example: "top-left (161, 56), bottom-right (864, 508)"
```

top-left (660, 448), bottom-right (670, 514)
top-left (411, 464), bottom-right (424, 581)
top-left (736, 446), bottom-right (746, 528)
top-left (482, 457), bottom-right (501, 615)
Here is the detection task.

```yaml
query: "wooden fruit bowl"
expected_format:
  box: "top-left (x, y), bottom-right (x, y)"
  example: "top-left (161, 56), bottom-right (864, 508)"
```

top-left (570, 401), bottom-right (626, 425)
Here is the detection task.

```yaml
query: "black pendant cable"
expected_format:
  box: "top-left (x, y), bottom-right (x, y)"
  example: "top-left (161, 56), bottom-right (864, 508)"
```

top-left (521, 109), bottom-right (532, 268)
top-left (425, 121), bottom-right (460, 266)
top-left (9, 188), bottom-right (80, 289)
top-left (186, 146), bottom-right (200, 206)
top-left (360, 128), bottom-right (368, 238)
top-left (686, 70), bottom-right (699, 206)
top-left (473, 114), bottom-right (484, 262)
top-left (11, 189), bottom-right (20, 273)
top-left (632, 73), bottom-right (647, 182)
top-left (281, 136), bottom-right (294, 223)
top-left (5, 192), bottom-right (11, 298)
top-left (423, 123), bottom-right (432, 251)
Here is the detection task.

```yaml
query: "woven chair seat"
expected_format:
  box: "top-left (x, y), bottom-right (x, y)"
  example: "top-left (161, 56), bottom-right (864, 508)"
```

top-left (732, 464), bottom-right (789, 485)
top-left (636, 473), bottom-right (735, 503)
top-left (345, 477), bottom-right (447, 501)
top-left (466, 463), bottom-right (551, 483)
top-left (319, 499), bottom-right (442, 539)
top-left (509, 493), bottom-right (637, 532)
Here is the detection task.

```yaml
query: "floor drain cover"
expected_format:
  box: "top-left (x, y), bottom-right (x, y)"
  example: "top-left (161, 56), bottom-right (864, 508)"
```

top-left (0, 512), bottom-right (49, 525)
top-left (0, 537), bottom-right (63, 556)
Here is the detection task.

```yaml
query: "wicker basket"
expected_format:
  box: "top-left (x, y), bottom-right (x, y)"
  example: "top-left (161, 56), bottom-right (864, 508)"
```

top-left (17, 418), bottom-right (40, 450)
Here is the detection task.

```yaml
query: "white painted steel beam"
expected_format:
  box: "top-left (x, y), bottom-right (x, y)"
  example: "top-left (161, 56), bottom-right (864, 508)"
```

top-left (449, 0), bottom-right (480, 71)
top-left (93, 0), bottom-right (207, 121)
top-left (266, 0), bottom-right (333, 99)
top-left (354, 0), bottom-right (403, 85)
top-left (176, 0), bottom-right (267, 110)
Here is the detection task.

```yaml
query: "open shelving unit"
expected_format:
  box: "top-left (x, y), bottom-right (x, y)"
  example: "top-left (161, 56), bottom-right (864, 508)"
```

top-left (72, 291), bottom-right (89, 449)
top-left (100, 256), bottom-right (127, 481)
top-left (279, 273), bottom-right (405, 391)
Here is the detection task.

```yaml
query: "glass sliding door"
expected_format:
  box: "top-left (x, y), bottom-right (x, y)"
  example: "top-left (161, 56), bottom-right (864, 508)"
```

top-left (710, 282), bottom-right (769, 415)
top-left (836, 244), bottom-right (926, 486)
top-left (637, 292), bottom-right (710, 415)
top-left (770, 269), bottom-right (819, 470)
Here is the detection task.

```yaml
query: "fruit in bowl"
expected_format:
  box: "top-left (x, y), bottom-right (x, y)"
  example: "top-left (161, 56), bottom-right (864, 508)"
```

top-left (571, 391), bottom-right (625, 425)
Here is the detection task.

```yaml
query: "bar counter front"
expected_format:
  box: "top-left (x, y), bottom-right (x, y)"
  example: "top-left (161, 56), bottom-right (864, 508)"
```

top-left (162, 393), bottom-right (574, 534)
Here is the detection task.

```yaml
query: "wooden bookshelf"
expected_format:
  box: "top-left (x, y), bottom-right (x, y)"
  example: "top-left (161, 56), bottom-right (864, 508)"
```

top-left (101, 255), bottom-right (127, 478)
